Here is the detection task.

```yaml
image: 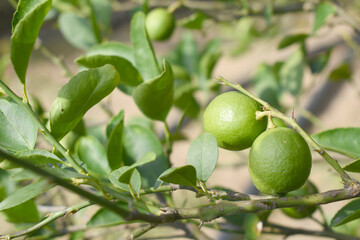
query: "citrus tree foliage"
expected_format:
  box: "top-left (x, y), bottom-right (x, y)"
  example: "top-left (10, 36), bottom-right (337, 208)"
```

top-left (1, 0), bottom-right (360, 239)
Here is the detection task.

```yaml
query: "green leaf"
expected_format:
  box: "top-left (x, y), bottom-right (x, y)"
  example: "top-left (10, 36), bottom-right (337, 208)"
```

top-left (187, 133), bottom-right (218, 182)
top-left (159, 165), bottom-right (197, 188)
top-left (109, 168), bottom-right (141, 192)
top-left (278, 33), bottom-right (308, 49)
top-left (131, 11), bottom-right (160, 80)
top-left (199, 51), bottom-right (221, 80)
top-left (2, 199), bottom-right (39, 223)
top-left (264, 4), bottom-right (273, 26)
top-left (279, 47), bottom-right (305, 96)
top-left (174, 84), bottom-right (200, 118)
top-left (309, 49), bottom-right (331, 74)
top-left (76, 136), bottom-right (111, 177)
top-left (87, 206), bottom-right (126, 227)
top-left (233, 17), bottom-right (254, 55)
top-left (10, 168), bottom-right (40, 181)
top-left (115, 152), bottom-right (156, 185)
top-left (132, 60), bottom-right (174, 121)
top-left (127, 116), bottom-right (154, 132)
top-left (253, 63), bottom-right (280, 109)
top-left (10, 0), bottom-right (52, 84)
top-left (106, 111), bottom-right (124, 170)
top-left (245, 214), bottom-right (262, 240)
top-left (82, 42), bottom-right (135, 65)
top-left (49, 64), bottom-right (120, 140)
top-left (313, 2), bottom-right (336, 33)
top-left (123, 124), bottom-right (169, 187)
top-left (0, 98), bottom-right (38, 151)
top-left (15, 150), bottom-right (62, 165)
top-left (89, 0), bottom-right (111, 35)
top-left (312, 128), bottom-right (360, 159)
top-left (329, 63), bottom-right (351, 82)
top-left (331, 199), bottom-right (360, 227)
top-left (76, 55), bottom-right (143, 87)
top-left (179, 32), bottom-right (198, 74)
top-left (58, 12), bottom-right (97, 50)
top-left (343, 159), bottom-right (360, 173)
top-left (178, 12), bottom-right (207, 30)
top-left (0, 179), bottom-right (54, 211)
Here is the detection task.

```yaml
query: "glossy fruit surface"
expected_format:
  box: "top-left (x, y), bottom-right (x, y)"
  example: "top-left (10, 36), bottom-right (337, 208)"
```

top-left (203, 91), bottom-right (267, 151)
top-left (249, 127), bottom-right (312, 195)
top-left (281, 181), bottom-right (318, 219)
top-left (145, 8), bottom-right (175, 41)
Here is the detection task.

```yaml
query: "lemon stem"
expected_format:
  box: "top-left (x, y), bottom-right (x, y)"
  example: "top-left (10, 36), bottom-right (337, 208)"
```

top-left (218, 76), bottom-right (354, 185)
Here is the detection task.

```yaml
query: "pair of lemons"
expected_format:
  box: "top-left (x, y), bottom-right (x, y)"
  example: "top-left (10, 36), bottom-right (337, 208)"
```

top-left (203, 91), bottom-right (312, 196)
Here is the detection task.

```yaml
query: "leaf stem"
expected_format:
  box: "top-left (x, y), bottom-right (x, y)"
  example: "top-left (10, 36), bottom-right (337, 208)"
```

top-left (163, 121), bottom-right (172, 162)
top-left (0, 80), bottom-right (86, 174)
top-left (217, 76), bottom-right (354, 184)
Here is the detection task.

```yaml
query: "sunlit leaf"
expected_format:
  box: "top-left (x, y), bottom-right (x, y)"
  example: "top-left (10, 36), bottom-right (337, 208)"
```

top-left (312, 128), bottom-right (360, 159)
top-left (131, 11), bottom-right (160, 80)
top-left (187, 133), bottom-right (218, 182)
top-left (0, 179), bottom-right (54, 211)
top-left (50, 65), bottom-right (120, 140)
top-left (313, 2), bottom-right (336, 33)
top-left (159, 165), bottom-right (197, 188)
top-left (132, 60), bottom-right (174, 121)
top-left (10, 0), bottom-right (52, 84)
top-left (58, 12), bottom-right (97, 50)
top-left (0, 98), bottom-right (37, 151)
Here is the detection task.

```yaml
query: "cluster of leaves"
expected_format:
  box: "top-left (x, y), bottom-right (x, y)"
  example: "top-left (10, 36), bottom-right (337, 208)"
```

top-left (1, 0), bottom-right (360, 239)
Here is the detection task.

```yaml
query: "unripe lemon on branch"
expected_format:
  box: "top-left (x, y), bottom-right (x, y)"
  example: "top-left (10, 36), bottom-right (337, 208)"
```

top-left (203, 91), bottom-right (267, 151)
top-left (145, 8), bottom-right (175, 41)
top-left (249, 127), bottom-right (312, 195)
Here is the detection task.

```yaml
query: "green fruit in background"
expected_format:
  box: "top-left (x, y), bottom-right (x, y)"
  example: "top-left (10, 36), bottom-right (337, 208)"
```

top-left (281, 181), bottom-right (318, 219)
top-left (203, 91), bottom-right (267, 151)
top-left (145, 8), bottom-right (175, 41)
top-left (249, 127), bottom-right (312, 195)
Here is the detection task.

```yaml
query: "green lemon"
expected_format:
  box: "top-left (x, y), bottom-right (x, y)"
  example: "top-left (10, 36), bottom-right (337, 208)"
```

top-left (203, 91), bottom-right (267, 151)
top-left (145, 8), bottom-right (175, 41)
top-left (249, 127), bottom-right (312, 195)
top-left (281, 181), bottom-right (318, 219)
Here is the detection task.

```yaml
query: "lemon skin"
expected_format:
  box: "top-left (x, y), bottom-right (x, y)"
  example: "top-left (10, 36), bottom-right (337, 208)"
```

top-left (203, 91), bottom-right (267, 151)
top-left (249, 127), bottom-right (312, 195)
top-left (145, 8), bottom-right (175, 41)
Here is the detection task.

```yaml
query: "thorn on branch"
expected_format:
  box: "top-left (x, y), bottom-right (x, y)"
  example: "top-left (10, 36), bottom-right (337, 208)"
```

top-left (198, 220), bottom-right (205, 230)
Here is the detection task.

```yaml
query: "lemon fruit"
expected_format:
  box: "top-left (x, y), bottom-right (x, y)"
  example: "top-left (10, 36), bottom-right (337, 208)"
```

top-left (145, 8), bottom-right (175, 41)
top-left (249, 127), bottom-right (312, 195)
top-left (203, 91), bottom-right (267, 151)
top-left (281, 181), bottom-right (318, 219)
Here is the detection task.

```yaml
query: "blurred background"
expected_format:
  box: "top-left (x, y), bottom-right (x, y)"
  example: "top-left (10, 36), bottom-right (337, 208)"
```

top-left (1, 0), bottom-right (360, 239)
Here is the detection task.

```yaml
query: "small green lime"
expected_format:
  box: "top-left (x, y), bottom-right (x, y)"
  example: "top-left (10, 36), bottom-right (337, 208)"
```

top-left (249, 127), bottom-right (312, 195)
top-left (145, 8), bottom-right (175, 41)
top-left (203, 91), bottom-right (267, 151)
top-left (281, 181), bottom-right (318, 219)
